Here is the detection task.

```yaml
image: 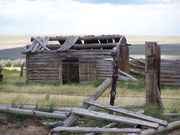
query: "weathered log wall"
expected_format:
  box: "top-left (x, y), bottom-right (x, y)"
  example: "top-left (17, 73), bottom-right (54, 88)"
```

top-left (26, 50), bottom-right (114, 83)
top-left (130, 58), bottom-right (180, 85)
top-left (26, 52), bottom-right (60, 83)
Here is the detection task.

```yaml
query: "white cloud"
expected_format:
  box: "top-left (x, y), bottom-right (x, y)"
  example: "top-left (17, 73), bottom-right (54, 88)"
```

top-left (0, 0), bottom-right (180, 34)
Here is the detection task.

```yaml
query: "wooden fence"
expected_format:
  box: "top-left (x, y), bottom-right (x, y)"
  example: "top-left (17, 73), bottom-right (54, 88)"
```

top-left (129, 58), bottom-right (180, 86)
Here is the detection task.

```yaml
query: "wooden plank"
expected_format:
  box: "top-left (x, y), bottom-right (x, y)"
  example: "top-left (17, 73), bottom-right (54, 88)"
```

top-left (46, 43), bottom-right (118, 49)
top-left (0, 107), bottom-right (67, 119)
top-left (62, 78), bottom-right (112, 127)
top-left (115, 103), bottom-right (146, 109)
top-left (141, 120), bottom-right (180, 135)
top-left (161, 82), bottom-right (180, 85)
top-left (71, 108), bottom-right (159, 128)
top-left (145, 42), bottom-right (161, 108)
top-left (42, 35), bottom-right (123, 42)
top-left (52, 127), bottom-right (141, 133)
top-left (118, 69), bottom-right (137, 81)
top-left (86, 110), bottom-right (145, 135)
top-left (84, 99), bottom-right (167, 126)
top-left (43, 121), bottom-right (63, 127)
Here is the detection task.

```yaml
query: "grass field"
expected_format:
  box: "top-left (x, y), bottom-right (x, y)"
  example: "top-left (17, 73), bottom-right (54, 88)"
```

top-left (0, 68), bottom-right (179, 113)
top-left (0, 35), bottom-right (179, 116)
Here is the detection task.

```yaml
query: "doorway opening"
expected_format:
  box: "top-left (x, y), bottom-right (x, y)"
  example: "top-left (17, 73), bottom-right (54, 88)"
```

top-left (62, 58), bottom-right (79, 84)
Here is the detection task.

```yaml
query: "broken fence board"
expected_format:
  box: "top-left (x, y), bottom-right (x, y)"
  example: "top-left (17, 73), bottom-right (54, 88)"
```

top-left (118, 69), bottom-right (137, 81)
top-left (0, 106), bottom-right (67, 119)
top-left (84, 99), bottom-right (167, 126)
top-left (62, 78), bottom-right (112, 127)
top-left (141, 120), bottom-right (180, 135)
top-left (86, 122), bottom-right (119, 135)
top-left (115, 103), bottom-right (146, 109)
top-left (43, 121), bottom-right (64, 128)
top-left (52, 127), bottom-right (142, 133)
top-left (71, 108), bottom-right (159, 128)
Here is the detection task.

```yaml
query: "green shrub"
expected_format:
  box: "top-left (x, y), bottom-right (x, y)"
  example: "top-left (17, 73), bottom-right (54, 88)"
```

top-left (91, 79), bottom-right (104, 87)
top-left (0, 59), bottom-right (25, 67)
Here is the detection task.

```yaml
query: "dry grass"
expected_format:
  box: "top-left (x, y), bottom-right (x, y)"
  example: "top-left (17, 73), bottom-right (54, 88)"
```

top-left (0, 67), bottom-right (179, 112)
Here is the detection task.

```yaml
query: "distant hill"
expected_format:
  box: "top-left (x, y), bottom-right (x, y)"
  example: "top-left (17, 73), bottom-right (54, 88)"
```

top-left (0, 44), bottom-right (179, 60)
top-left (0, 35), bottom-right (180, 60)
top-left (0, 47), bottom-right (25, 59)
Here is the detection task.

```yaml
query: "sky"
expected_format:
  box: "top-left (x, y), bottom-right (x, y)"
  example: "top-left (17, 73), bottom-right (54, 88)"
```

top-left (0, 0), bottom-right (180, 35)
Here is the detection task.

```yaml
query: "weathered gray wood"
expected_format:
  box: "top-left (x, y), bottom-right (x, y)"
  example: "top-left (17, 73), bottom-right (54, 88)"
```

top-left (86, 122), bottom-right (119, 135)
top-left (118, 75), bottom-right (136, 81)
top-left (119, 39), bottom-right (129, 73)
top-left (71, 108), bottom-right (159, 128)
top-left (0, 112), bottom-right (7, 121)
top-left (129, 57), bottom-right (145, 65)
top-left (145, 42), bottom-right (161, 107)
top-left (46, 43), bottom-right (118, 50)
top-left (161, 82), bottom-right (180, 85)
top-left (40, 35), bottom-right (123, 42)
top-left (62, 78), bottom-right (112, 127)
top-left (52, 126), bottom-right (141, 133)
top-left (141, 120), bottom-right (180, 135)
top-left (115, 103), bottom-right (146, 109)
top-left (118, 69), bottom-right (137, 81)
top-left (86, 110), bottom-right (145, 135)
top-left (84, 99), bottom-right (167, 126)
top-left (129, 57), bottom-right (180, 85)
top-left (0, 106), bottom-right (67, 119)
top-left (57, 36), bottom-right (79, 51)
top-left (43, 121), bottom-right (64, 127)
top-left (129, 69), bottom-right (145, 77)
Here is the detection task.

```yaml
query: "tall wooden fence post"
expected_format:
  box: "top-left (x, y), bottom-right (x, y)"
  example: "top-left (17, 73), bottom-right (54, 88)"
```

top-left (145, 42), bottom-right (162, 108)
top-left (119, 43), bottom-right (129, 73)
top-left (110, 36), bottom-right (129, 106)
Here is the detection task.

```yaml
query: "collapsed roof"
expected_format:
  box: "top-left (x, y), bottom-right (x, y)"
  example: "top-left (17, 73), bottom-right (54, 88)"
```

top-left (24, 35), bottom-right (128, 53)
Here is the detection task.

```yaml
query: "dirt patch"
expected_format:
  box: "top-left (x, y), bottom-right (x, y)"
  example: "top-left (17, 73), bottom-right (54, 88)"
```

top-left (0, 120), bottom-right (49, 135)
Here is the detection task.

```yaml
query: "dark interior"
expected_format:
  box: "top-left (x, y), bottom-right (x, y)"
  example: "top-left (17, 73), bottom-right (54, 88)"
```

top-left (62, 58), bottom-right (79, 84)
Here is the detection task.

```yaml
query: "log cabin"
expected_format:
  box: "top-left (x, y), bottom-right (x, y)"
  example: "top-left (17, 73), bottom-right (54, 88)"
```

top-left (23, 35), bottom-right (129, 84)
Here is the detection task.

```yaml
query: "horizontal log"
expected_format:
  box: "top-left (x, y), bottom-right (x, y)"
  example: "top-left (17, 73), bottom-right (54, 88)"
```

top-left (1, 104), bottom-right (76, 113)
top-left (43, 121), bottom-right (63, 127)
top-left (118, 69), bottom-right (137, 81)
top-left (161, 78), bottom-right (180, 82)
top-left (0, 106), bottom-right (67, 119)
top-left (84, 99), bottom-right (167, 126)
top-left (28, 80), bottom-right (59, 83)
top-left (115, 103), bottom-right (146, 109)
top-left (71, 108), bottom-right (159, 128)
top-left (52, 126), bottom-right (141, 133)
top-left (141, 120), bottom-right (180, 135)
top-left (62, 78), bottom-right (112, 127)
top-left (46, 43), bottom-right (120, 50)
top-left (118, 75), bottom-right (136, 81)
top-left (129, 70), bottom-right (145, 77)
top-left (35, 35), bottom-right (123, 42)
top-left (129, 63), bottom-right (145, 69)
top-left (0, 113), bottom-right (7, 121)
top-left (161, 75), bottom-right (180, 79)
top-left (129, 57), bottom-right (145, 65)
top-left (161, 83), bottom-right (180, 86)
top-left (86, 110), bottom-right (145, 135)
